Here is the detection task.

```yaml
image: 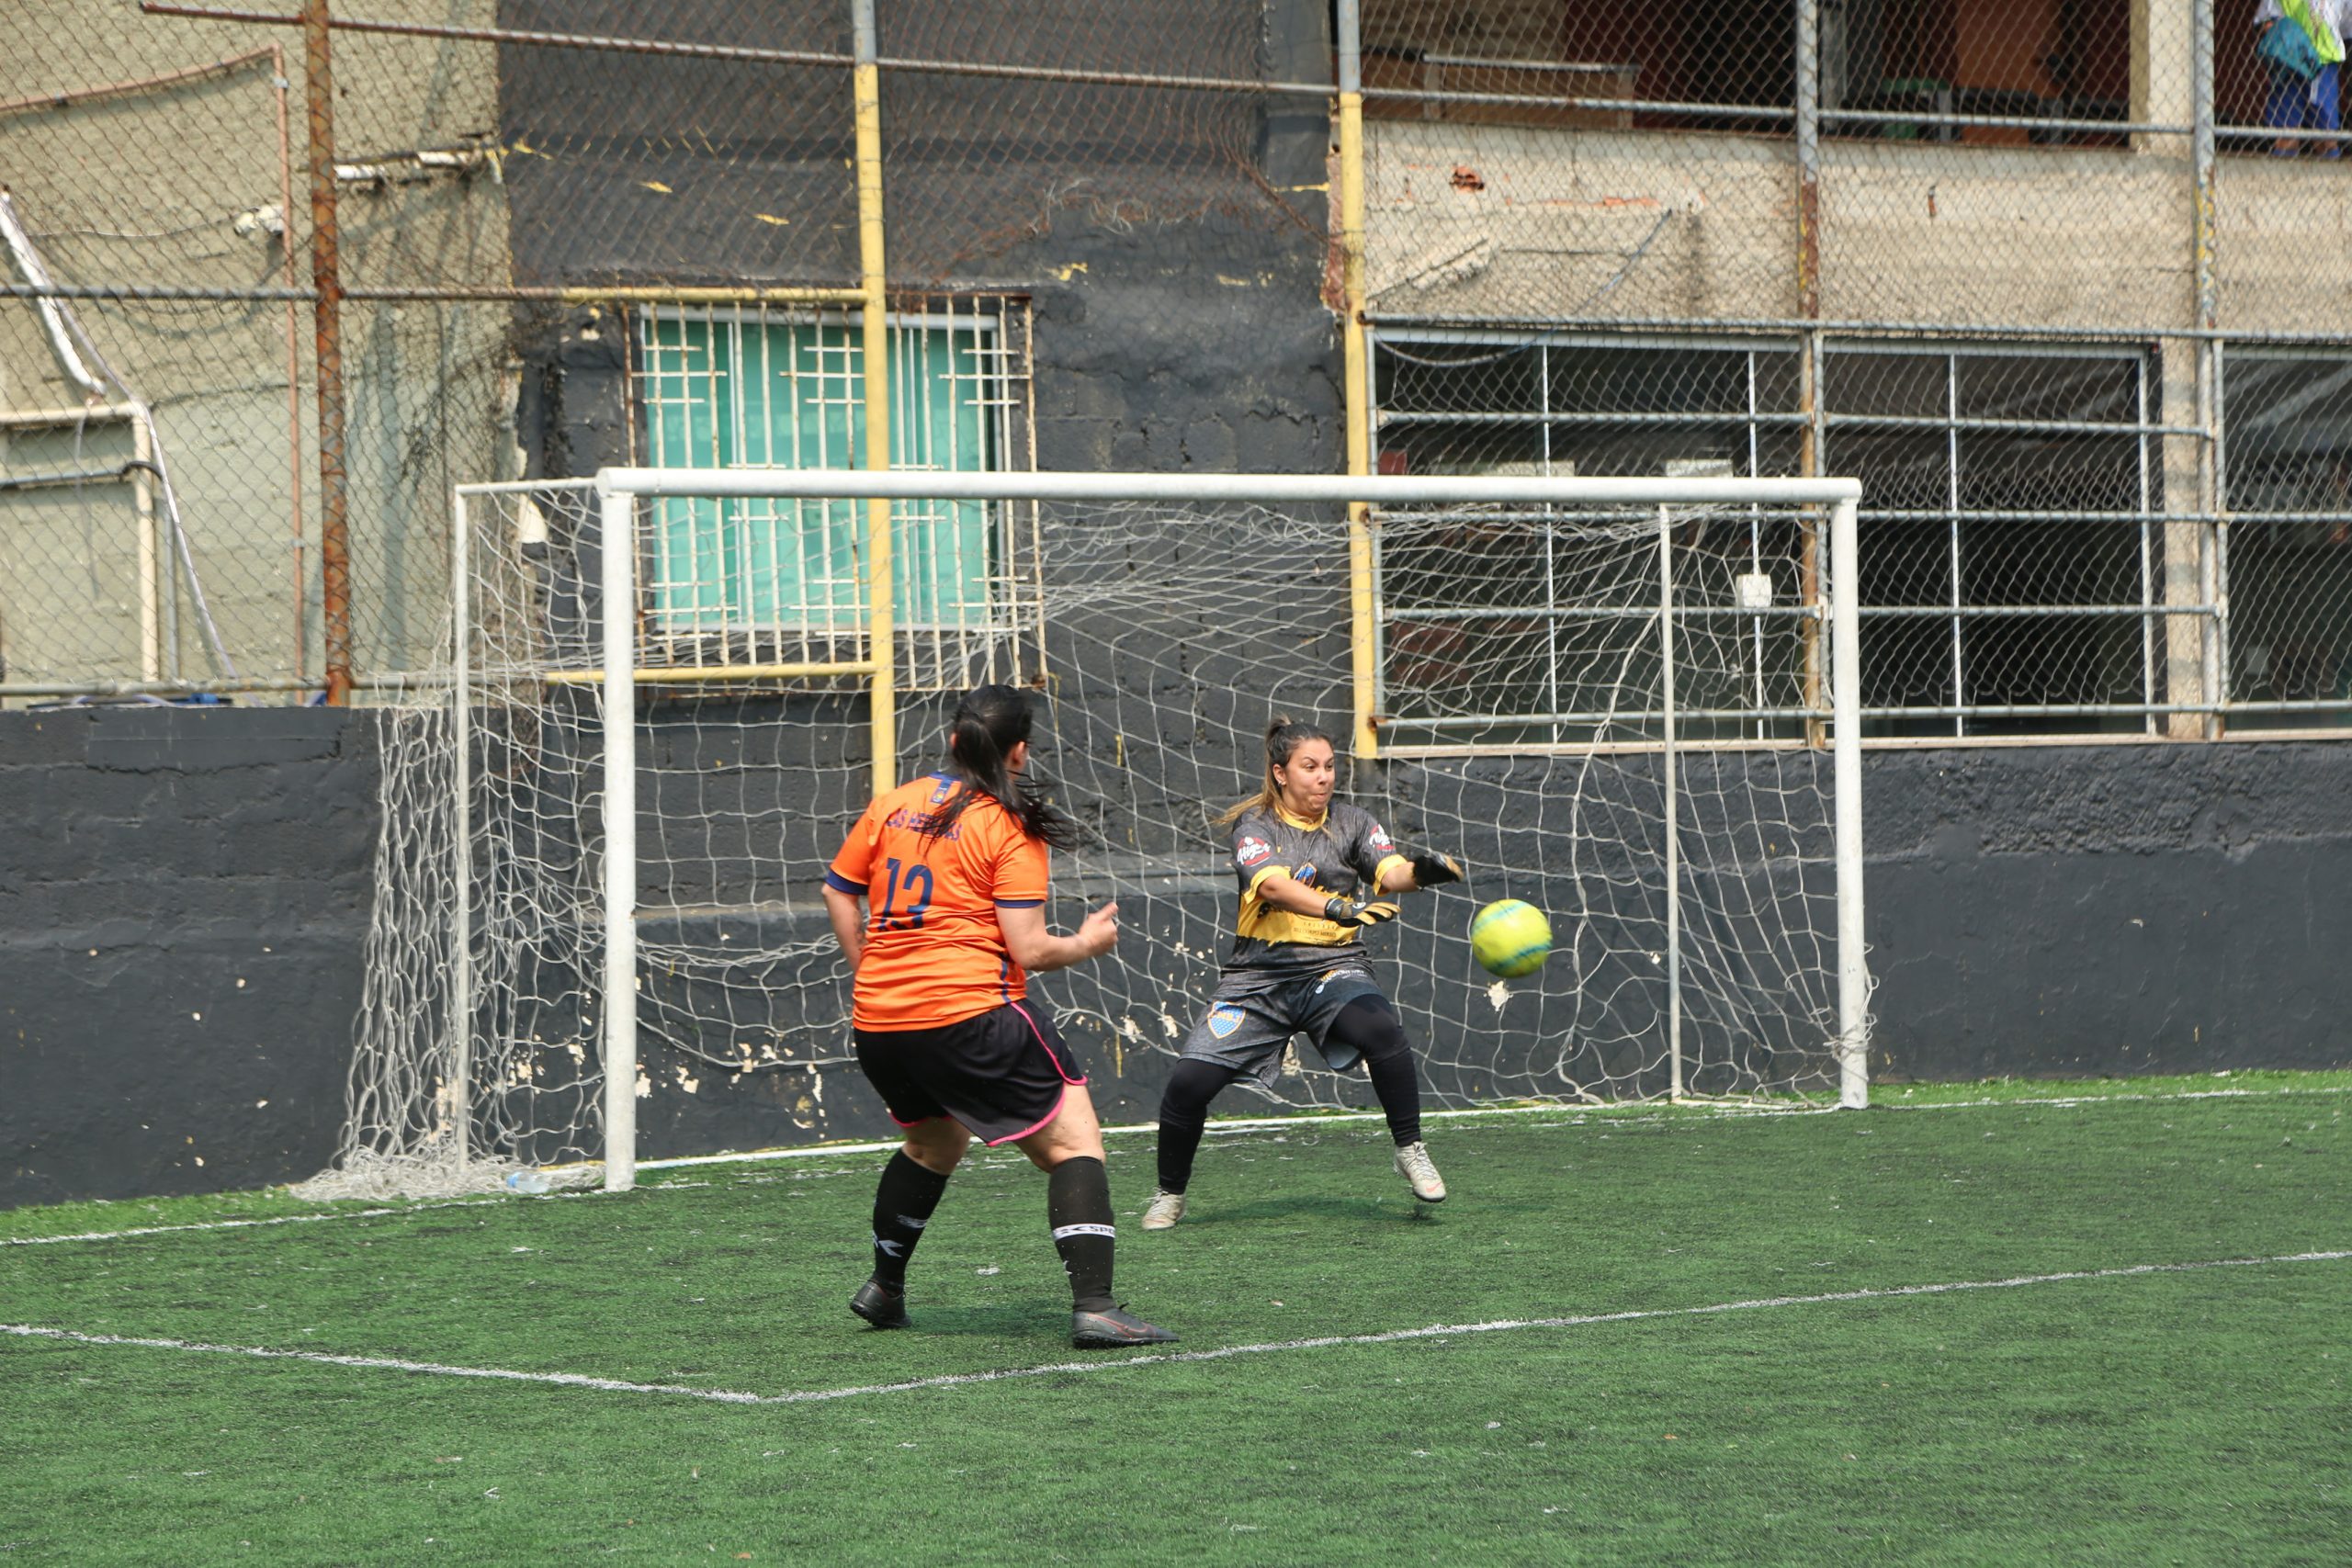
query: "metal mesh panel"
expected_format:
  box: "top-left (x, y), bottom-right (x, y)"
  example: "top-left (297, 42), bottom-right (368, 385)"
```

top-left (2, 0), bottom-right (2349, 739)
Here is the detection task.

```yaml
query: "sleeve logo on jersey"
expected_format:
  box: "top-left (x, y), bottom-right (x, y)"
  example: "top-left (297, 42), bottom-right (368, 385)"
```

top-left (1236, 836), bottom-right (1272, 868)
top-left (1207, 1005), bottom-right (1246, 1039)
top-left (1368, 824), bottom-right (1393, 851)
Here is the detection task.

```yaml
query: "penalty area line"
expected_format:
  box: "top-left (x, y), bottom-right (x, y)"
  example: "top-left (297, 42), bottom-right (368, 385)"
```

top-left (6, 1249), bottom-right (2345, 1408)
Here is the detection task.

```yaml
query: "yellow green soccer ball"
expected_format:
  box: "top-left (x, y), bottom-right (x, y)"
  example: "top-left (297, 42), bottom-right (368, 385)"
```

top-left (1470, 899), bottom-right (1552, 978)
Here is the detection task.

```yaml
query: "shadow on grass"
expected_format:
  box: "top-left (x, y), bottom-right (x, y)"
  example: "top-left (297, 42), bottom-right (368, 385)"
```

top-left (1161, 1194), bottom-right (1453, 1226)
top-left (877, 1301), bottom-right (1075, 1340)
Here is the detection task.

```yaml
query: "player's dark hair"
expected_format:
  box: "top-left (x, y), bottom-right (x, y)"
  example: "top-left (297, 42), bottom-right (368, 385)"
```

top-left (922, 683), bottom-right (1082, 851)
top-left (1216, 716), bottom-right (1337, 826)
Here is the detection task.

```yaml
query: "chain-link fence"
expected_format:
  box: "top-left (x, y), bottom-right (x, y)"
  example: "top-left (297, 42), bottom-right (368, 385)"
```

top-left (1356, 0), bottom-right (2352, 737)
top-left (3, 1), bottom-right (2349, 736)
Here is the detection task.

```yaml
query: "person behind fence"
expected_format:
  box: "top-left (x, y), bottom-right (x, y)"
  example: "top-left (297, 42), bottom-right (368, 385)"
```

top-left (821, 683), bottom-right (1178, 1349)
top-left (2258, 0), bottom-right (2346, 156)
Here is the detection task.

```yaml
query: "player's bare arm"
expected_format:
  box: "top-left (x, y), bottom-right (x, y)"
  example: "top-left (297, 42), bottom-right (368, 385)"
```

top-left (822, 883), bottom-right (867, 968)
top-left (996, 900), bottom-right (1119, 972)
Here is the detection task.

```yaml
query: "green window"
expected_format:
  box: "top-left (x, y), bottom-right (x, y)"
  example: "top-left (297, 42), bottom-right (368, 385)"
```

top-left (637, 311), bottom-right (1001, 636)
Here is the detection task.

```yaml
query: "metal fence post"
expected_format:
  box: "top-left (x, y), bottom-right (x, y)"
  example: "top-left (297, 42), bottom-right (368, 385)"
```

top-left (301, 0), bottom-right (353, 705)
top-left (853, 0), bottom-right (896, 792)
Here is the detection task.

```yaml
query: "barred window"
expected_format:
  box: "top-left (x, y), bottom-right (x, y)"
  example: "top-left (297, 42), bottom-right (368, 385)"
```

top-left (1369, 330), bottom-right (2180, 743)
top-left (2220, 348), bottom-right (2352, 728)
top-left (632, 300), bottom-right (1023, 670)
top-left (1823, 342), bottom-right (2165, 738)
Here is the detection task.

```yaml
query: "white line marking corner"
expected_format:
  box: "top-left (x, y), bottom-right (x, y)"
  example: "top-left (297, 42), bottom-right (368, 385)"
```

top-left (6, 1249), bottom-right (2344, 1408)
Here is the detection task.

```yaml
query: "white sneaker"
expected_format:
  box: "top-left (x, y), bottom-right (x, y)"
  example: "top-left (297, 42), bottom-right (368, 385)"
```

top-left (1393, 1141), bottom-right (1447, 1203)
top-left (1139, 1190), bottom-right (1187, 1230)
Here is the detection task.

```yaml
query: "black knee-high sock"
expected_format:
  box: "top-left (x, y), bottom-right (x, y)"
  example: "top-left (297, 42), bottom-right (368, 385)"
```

top-left (1156, 1058), bottom-right (1241, 1194)
top-left (1333, 996), bottom-right (1424, 1146)
top-left (869, 1150), bottom-right (951, 1290)
top-left (1046, 1156), bottom-right (1117, 1313)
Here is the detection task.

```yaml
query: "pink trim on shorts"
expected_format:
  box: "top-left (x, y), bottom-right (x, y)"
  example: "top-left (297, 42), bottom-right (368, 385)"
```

top-left (1009, 1001), bottom-right (1088, 1087)
top-left (987, 1084), bottom-right (1068, 1147)
top-left (888, 1111), bottom-right (949, 1130)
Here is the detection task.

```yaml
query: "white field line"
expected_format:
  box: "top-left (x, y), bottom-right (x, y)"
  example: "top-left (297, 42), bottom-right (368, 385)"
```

top-left (6, 1250), bottom-right (2346, 1407)
top-left (5, 1082), bottom-right (2345, 1250)
top-left (0, 1196), bottom-right (530, 1248)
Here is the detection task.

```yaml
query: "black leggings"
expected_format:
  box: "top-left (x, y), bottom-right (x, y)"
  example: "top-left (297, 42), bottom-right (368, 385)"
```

top-left (1154, 995), bottom-right (1423, 1194)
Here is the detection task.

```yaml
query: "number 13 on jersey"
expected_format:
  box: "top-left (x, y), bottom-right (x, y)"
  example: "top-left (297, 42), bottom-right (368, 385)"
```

top-left (876, 857), bottom-right (933, 931)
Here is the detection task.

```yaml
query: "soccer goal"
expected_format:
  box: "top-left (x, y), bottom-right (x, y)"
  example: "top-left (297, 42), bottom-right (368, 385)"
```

top-left (309, 468), bottom-right (1867, 1199)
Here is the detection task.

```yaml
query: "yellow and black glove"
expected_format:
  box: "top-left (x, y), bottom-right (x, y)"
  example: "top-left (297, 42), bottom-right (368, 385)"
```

top-left (1322, 896), bottom-right (1402, 929)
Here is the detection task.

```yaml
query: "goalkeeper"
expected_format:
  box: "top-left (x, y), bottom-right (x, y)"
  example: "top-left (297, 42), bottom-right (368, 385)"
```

top-left (824, 683), bottom-right (1176, 1348)
top-left (1143, 717), bottom-right (1465, 1230)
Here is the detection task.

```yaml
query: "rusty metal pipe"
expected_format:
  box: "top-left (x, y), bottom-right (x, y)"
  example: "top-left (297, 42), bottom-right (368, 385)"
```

top-left (302, 0), bottom-right (352, 705)
top-left (0, 46), bottom-right (277, 117)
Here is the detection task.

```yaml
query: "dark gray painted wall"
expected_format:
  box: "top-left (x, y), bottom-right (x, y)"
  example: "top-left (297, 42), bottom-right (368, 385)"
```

top-left (6, 712), bottom-right (2348, 1207)
top-left (0, 708), bottom-right (379, 1208)
top-left (1863, 742), bottom-right (2352, 1080)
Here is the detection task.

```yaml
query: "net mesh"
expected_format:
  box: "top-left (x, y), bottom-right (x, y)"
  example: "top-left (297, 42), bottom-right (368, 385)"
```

top-left (304, 479), bottom-right (1859, 1198)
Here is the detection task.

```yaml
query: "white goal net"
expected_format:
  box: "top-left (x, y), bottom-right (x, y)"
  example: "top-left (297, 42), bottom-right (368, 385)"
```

top-left (304, 470), bottom-right (1866, 1199)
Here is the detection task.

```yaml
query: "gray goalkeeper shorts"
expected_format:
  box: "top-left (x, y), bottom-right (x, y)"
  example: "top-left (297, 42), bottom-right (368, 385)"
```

top-left (1176, 962), bottom-right (1389, 1089)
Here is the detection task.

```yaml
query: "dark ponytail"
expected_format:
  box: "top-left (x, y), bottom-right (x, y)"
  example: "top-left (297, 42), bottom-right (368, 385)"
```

top-left (920, 683), bottom-right (1083, 851)
top-left (1215, 716), bottom-right (1336, 826)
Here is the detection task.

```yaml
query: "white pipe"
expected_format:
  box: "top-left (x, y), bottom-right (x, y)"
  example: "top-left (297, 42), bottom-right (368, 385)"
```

top-left (1830, 496), bottom-right (1870, 1108)
top-left (0, 190), bottom-right (109, 400)
top-left (132, 417), bottom-right (159, 682)
top-left (599, 485), bottom-right (639, 1192)
top-left (0, 403), bottom-right (140, 427)
top-left (594, 468), bottom-right (1862, 507)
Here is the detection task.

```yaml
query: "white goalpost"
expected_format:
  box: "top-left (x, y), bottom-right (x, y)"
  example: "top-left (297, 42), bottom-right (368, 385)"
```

top-left (309, 468), bottom-right (1867, 1201)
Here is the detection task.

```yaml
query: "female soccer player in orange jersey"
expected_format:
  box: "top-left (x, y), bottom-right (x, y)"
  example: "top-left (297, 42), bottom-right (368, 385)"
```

top-left (822, 684), bottom-right (1175, 1348)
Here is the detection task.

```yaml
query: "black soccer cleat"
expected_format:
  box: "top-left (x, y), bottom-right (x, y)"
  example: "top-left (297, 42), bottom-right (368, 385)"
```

top-left (1070, 1304), bottom-right (1179, 1348)
top-left (850, 1279), bottom-right (910, 1330)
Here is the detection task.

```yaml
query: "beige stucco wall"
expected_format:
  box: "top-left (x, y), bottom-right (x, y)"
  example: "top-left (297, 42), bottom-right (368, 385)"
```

top-left (1368, 120), bottom-right (2352, 340)
top-left (0, 1), bottom-right (514, 690)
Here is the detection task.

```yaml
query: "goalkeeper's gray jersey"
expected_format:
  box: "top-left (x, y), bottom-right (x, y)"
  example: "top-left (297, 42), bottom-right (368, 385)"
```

top-left (1219, 799), bottom-right (1409, 994)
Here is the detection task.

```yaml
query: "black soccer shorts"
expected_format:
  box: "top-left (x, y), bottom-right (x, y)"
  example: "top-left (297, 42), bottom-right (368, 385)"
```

top-left (854, 997), bottom-right (1089, 1145)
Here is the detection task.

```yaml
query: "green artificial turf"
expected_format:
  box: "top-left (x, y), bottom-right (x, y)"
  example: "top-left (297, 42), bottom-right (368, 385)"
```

top-left (4, 1075), bottom-right (2347, 1564)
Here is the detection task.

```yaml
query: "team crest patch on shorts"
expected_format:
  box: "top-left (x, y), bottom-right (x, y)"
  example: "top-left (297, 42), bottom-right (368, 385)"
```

top-left (1207, 1005), bottom-right (1246, 1039)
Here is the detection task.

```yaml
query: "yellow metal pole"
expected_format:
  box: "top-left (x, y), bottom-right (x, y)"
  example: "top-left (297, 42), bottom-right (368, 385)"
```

top-left (1338, 1), bottom-right (1376, 761)
top-left (853, 0), bottom-right (895, 792)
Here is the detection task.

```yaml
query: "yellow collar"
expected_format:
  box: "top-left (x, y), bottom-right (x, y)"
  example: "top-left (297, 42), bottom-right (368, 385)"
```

top-left (1273, 801), bottom-right (1329, 830)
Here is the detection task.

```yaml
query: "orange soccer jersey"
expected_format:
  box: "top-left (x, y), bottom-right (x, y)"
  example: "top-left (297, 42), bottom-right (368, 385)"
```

top-left (825, 773), bottom-right (1052, 1031)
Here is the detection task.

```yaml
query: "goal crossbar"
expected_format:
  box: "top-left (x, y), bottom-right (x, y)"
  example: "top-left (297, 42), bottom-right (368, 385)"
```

top-left (592, 467), bottom-right (1863, 507)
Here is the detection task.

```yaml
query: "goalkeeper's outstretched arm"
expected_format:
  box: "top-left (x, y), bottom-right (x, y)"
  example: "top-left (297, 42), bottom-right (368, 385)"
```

top-left (1375, 851), bottom-right (1466, 896)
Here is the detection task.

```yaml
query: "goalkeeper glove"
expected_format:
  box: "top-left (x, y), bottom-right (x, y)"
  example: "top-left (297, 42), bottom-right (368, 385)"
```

top-left (1323, 896), bottom-right (1402, 929)
top-left (1409, 851), bottom-right (1465, 888)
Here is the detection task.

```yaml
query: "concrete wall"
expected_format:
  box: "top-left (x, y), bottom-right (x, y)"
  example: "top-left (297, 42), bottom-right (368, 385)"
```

top-left (1866, 740), bottom-right (2352, 1078)
top-left (0, 2), bottom-right (514, 688)
top-left (1366, 89), bottom-right (2352, 334)
top-left (0, 706), bottom-right (379, 1208)
top-left (9, 714), bottom-right (2345, 1206)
